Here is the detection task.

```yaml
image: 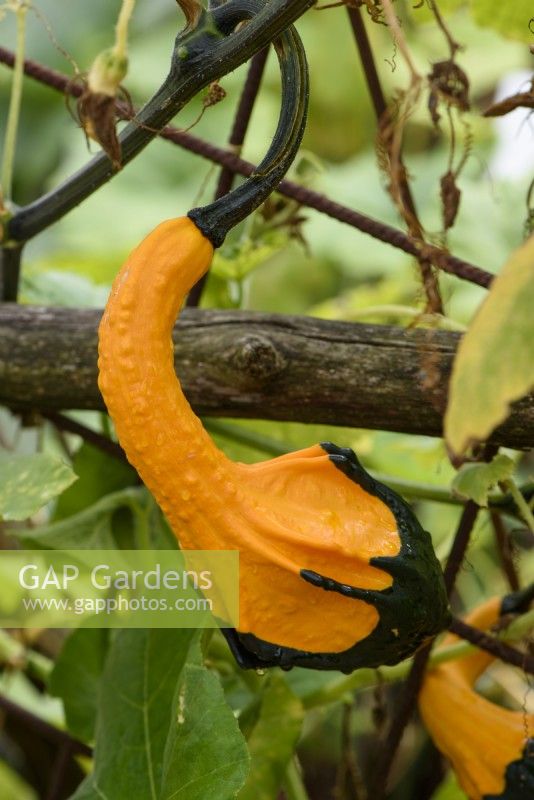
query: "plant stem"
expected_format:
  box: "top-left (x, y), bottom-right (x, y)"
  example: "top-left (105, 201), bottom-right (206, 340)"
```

top-left (491, 510), bottom-right (520, 591)
top-left (0, 241), bottom-right (23, 300)
top-left (0, 628), bottom-right (53, 683)
top-left (114, 0), bottom-right (136, 60)
top-left (503, 478), bottom-right (534, 534)
top-left (442, 499), bottom-right (480, 593)
top-left (1, 0), bottom-right (27, 207)
top-left (448, 616), bottom-right (534, 672)
top-left (0, 46), bottom-right (493, 289)
top-left (346, 4), bottom-right (443, 315)
top-left (186, 46), bottom-right (269, 307)
top-left (132, 500), bottom-right (152, 550)
top-left (42, 412), bottom-right (129, 464)
top-left (283, 757), bottom-right (310, 800)
top-left (381, 0), bottom-right (420, 82)
top-left (0, 693), bottom-right (92, 756)
top-left (204, 419), bottom-right (290, 457)
top-left (6, 0), bottom-right (316, 243)
top-left (426, 0), bottom-right (460, 58)
top-left (302, 608), bottom-right (534, 709)
top-left (340, 304), bottom-right (466, 332)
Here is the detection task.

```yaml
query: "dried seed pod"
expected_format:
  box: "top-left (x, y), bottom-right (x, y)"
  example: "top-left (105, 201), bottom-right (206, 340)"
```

top-left (440, 169), bottom-right (461, 231)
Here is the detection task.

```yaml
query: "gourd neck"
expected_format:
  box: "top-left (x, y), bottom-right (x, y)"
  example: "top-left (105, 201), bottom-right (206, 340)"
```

top-left (98, 217), bottom-right (233, 519)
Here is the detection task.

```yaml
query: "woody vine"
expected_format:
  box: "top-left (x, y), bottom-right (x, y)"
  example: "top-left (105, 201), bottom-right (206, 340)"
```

top-left (0, 2), bottom-right (533, 800)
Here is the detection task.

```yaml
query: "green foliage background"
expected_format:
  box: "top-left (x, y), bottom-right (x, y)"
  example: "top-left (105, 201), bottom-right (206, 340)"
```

top-left (0, 1), bottom-right (533, 799)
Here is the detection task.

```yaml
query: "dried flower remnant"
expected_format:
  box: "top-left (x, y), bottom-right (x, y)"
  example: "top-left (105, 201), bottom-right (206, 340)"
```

top-left (180, 81), bottom-right (227, 134)
top-left (428, 59), bottom-right (470, 127)
top-left (73, 0), bottom-right (136, 169)
top-left (74, 58), bottom-right (129, 171)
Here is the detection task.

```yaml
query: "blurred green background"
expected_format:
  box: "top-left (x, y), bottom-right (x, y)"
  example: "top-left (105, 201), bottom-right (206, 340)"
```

top-left (1, 0), bottom-right (532, 317)
top-left (1, 1), bottom-right (533, 798)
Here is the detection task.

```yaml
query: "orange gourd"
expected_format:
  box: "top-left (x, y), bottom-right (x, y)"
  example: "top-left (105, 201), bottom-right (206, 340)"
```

top-left (419, 596), bottom-right (534, 799)
top-left (97, 23), bottom-right (449, 672)
top-left (98, 215), bottom-right (449, 671)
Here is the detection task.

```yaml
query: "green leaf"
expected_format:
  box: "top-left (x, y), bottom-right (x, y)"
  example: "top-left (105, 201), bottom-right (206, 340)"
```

top-left (238, 674), bottom-right (303, 800)
top-left (408, 0), bottom-right (464, 23)
top-left (431, 770), bottom-right (468, 799)
top-left (0, 759), bottom-right (37, 800)
top-left (0, 669), bottom-right (64, 727)
top-left (71, 629), bottom-right (199, 800)
top-left (445, 236), bottom-right (534, 455)
top-left (452, 454), bottom-right (515, 506)
top-left (469, 0), bottom-right (533, 42)
top-left (48, 628), bottom-right (109, 742)
top-left (53, 442), bottom-right (137, 521)
top-left (14, 486), bottom-right (178, 551)
top-left (212, 233), bottom-right (287, 282)
top-left (14, 488), bottom-right (143, 549)
top-left (20, 269), bottom-right (110, 307)
top-left (411, 1), bottom-right (532, 43)
top-left (0, 451), bottom-right (77, 521)
top-left (161, 663), bottom-right (250, 800)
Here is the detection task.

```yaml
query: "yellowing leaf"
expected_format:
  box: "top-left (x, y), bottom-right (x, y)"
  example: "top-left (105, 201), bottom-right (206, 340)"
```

top-left (409, 1), bottom-right (532, 43)
top-left (452, 454), bottom-right (515, 506)
top-left (0, 452), bottom-right (77, 521)
top-left (408, 0), bottom-right (463, 23)
top-left (212, 231), bottom-right (287, 282)
top-left (445, 236), bottom-right (534, 455)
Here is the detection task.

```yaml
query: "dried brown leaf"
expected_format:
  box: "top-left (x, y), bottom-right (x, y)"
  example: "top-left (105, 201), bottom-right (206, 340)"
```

top-left (176, 0), bottom-right (203, 31)
top-left (428, 59), bottom-right (470, 126)
top-left (74, 85), bottom-right (133, 170)
top-left (440, 170), bottom-right (461, 231)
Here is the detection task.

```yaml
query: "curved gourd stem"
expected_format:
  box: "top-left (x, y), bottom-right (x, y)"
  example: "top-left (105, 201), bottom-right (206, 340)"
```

top-left (6, 0), bottom-right (314, 243)
top-left (188, 25), bottom-right (308, 246)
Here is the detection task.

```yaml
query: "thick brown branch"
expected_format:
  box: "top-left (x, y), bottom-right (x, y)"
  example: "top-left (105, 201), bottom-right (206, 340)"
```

top-left (0, 694), bottom-right (92, 756)
top-left (1, 304), bottom-right (533, 447)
